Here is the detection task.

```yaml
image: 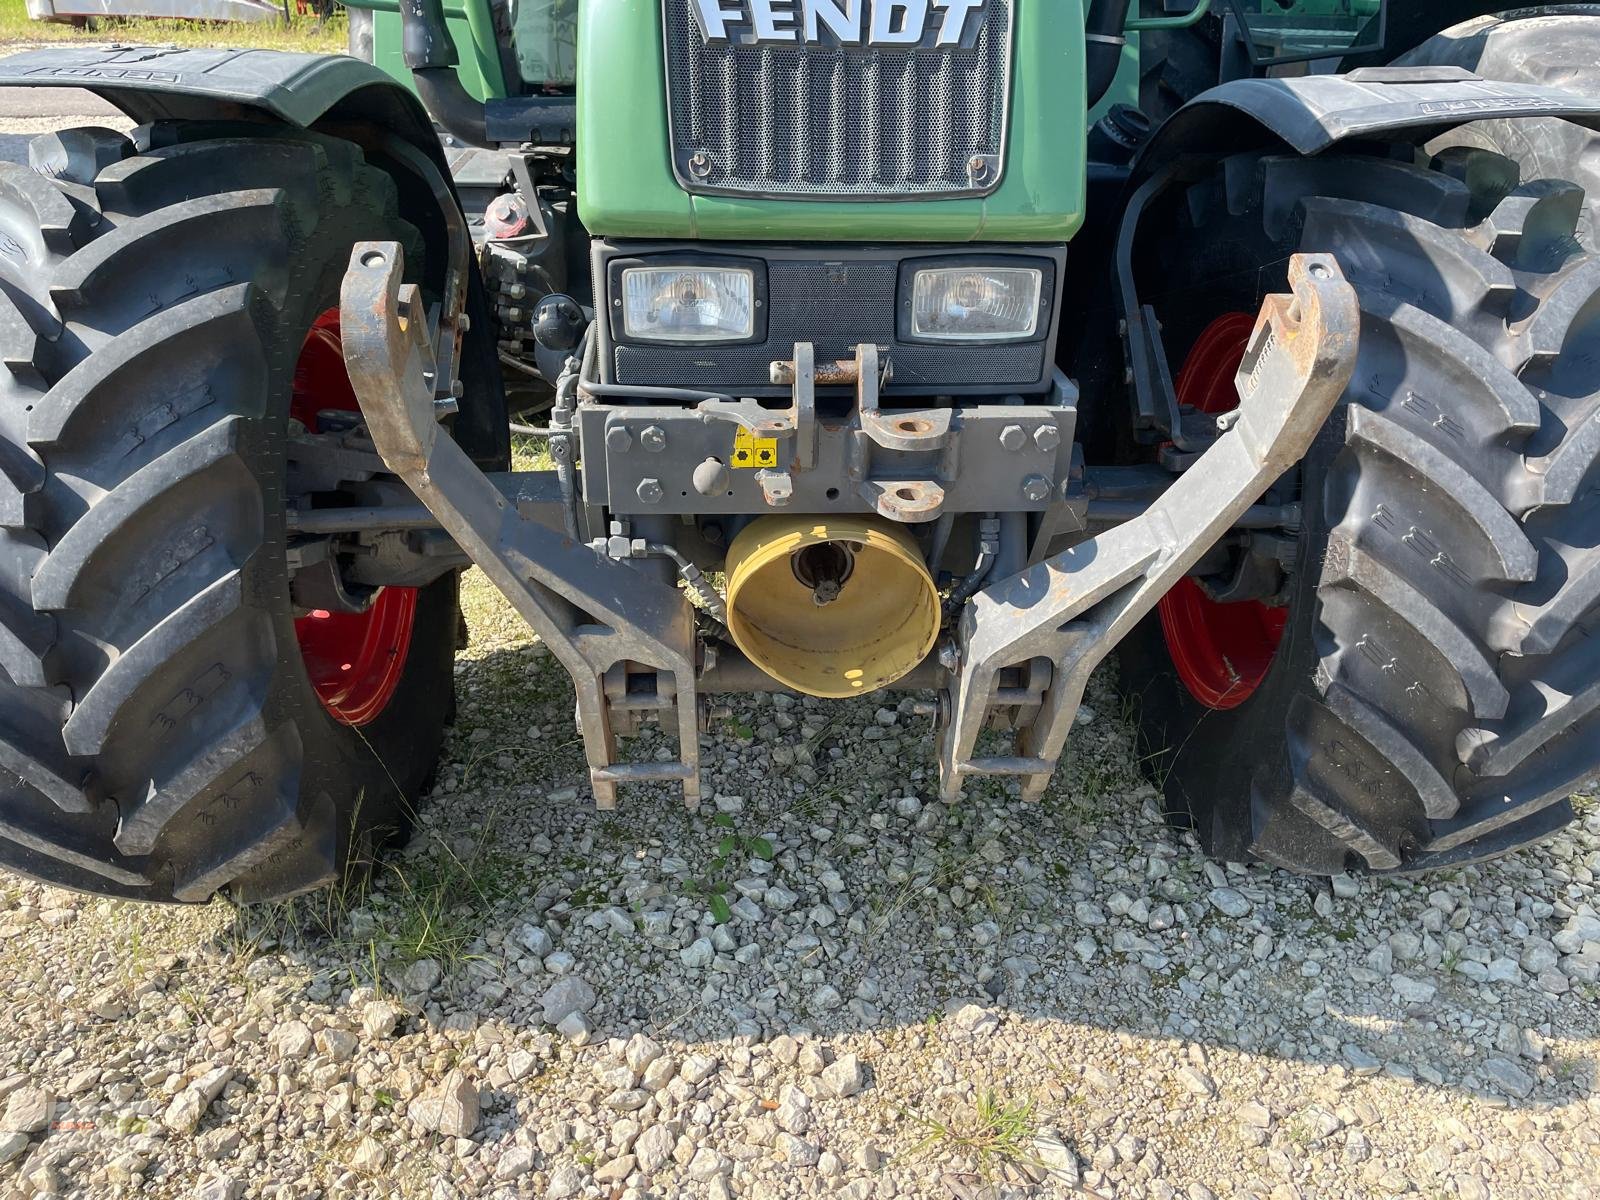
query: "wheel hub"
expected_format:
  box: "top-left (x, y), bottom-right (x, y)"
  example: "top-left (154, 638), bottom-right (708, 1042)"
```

top-left (1158, 312), bottom-right (1290, 710)
top-left (290, 309), bottom-right (418, 726)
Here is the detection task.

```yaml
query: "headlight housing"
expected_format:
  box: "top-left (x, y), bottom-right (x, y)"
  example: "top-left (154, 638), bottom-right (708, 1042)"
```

top-left (905, 263), bottom-right (1045, 343)
top-left (618, 263), bottom-right (758, 343)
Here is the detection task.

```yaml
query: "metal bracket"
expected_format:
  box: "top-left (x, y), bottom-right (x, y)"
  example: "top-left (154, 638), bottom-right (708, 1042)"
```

top-left (339, 242), bottom-right (702, 809)
top-left (595, 347), bottom-right (1074, 523)
top-left (938, 254), bottom-right (1360, 803)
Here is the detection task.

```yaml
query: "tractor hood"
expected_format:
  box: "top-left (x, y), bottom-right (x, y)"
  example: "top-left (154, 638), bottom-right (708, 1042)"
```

top-left (577, 0), bottom-right (1085, 243)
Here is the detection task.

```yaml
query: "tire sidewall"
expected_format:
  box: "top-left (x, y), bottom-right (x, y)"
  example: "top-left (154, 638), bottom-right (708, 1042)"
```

top-left (257, 206), bottom-right (458, 877)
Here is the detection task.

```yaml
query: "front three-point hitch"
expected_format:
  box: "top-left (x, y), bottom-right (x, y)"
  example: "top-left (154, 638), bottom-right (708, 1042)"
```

top-left (339, 244), bottom-right (1358, 811)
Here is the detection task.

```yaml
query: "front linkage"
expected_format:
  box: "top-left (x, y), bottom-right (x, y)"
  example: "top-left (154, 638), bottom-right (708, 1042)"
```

top-left (340, 244), bottom-right (1359, 810)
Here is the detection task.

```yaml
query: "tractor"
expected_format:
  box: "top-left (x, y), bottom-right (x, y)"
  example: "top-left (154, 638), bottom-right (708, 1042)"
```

top-left (1, 1), bottom-right (1599, 904)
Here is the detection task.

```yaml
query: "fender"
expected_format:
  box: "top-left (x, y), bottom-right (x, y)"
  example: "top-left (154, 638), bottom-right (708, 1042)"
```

top-left (0, 44), bottom-right (447, 169)
top-left (1133, 66), bottom-right (1600, 184)
top-left (1119, 67), bottom-right (1600, 446)
top-left (0, 44), bottom-right (509, 470)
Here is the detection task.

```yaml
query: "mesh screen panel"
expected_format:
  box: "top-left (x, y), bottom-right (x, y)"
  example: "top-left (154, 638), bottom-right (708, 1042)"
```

top-left (662, 0), bottom-right (1013, 198)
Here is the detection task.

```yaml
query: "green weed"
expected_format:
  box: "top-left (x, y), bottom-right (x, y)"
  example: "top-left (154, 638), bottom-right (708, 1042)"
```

top-left (906, 1089), bottom-right (1040, 1177)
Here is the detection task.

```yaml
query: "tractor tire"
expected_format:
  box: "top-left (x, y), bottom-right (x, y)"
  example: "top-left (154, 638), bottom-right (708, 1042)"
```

top-left (0, 123), bottom-right (460, 904)
top-left (1398, 7), bottom-right (1600, 250)
top-left (1120, 147), bottom-right (1600, 875)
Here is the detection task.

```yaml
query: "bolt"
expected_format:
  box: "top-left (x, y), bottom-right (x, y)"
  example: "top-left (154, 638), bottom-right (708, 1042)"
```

top-left (1021, 474), bottom-right (1052, 503)
top-left (1033, 424), bottom-right (1061, 452)
top-left (640, 425), bottom-right (667, 452)
top-left (999, 424), bottom-right (1027, 452)
top-left (637, 478), bottom-right (664, 504)
top-left (606, 425), bottom-right (633, 453)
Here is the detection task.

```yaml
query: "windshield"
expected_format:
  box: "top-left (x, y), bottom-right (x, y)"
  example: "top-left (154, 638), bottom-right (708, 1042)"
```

top-left (512, 0), bottom-right (579, 87)
top-left (1227, 0), bottom-right (1384, 65)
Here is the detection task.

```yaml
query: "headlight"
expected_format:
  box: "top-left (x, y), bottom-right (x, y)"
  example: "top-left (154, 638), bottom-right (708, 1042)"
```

top-left (619, 265), bottom-right (756, 342)
top-left (909, 266), bottom-right (1043, 342)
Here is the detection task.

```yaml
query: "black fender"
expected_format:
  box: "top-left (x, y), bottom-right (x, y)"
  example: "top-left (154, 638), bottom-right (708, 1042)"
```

top-left (0, 44), bottom-right (509, 469)
top-left (0, 44), bottom-right (446, 169)
top-left (1132, 66), bottom-right (1600, 185)
top-left (1116, 67), bottom-right (1600, 445)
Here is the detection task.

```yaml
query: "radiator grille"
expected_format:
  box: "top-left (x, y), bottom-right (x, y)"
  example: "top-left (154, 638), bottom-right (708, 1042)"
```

top-left (661, 0), bottom-right (1013, 199)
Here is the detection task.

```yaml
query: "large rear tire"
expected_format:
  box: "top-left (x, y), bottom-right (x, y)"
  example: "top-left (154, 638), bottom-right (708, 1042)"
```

top-left (1399, 7), bottom-right (1600, 249)
top-left (1122, 148), bottom-right (1600, 874)
top-left (0, 123), bottom-right (459, 903)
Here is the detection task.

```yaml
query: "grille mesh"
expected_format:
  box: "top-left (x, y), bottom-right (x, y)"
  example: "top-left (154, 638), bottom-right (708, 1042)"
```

top-left (613, 259), bottom-right (1046, 392)
top-left (662, 0), bottom-right (1013, 199)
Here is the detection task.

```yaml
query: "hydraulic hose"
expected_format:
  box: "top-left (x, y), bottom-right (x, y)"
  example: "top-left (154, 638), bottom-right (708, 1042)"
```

top-left (398, 0), bottom-right (493, 148)
top-left (946, 515), bottom-right (1002, 614)
top-left (551, 356), bottom-right (582, 540)
top-left (1086, 0), bottom-right (1135, 111)
top-left (646, 543), bottom-right (729, 625)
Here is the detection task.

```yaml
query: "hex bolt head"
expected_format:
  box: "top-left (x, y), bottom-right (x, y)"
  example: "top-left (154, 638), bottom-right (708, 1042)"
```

top-left (1033, 424), bottom-right (1061, 452)
top-left (606, 425), bottom-right (633, 453)
top-left (999, 424), bottom-right (1027, 452)
top-left (637, 478), bottom-right (664, 504)
top-left (1021, 474), bottom-right (1052, 503)
top-left (640, 425), bottom-right (668, 452)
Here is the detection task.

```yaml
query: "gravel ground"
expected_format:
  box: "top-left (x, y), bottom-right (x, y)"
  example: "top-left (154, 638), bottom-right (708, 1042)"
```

top-left (1, 112), bottom-right (1599, 1200)
top-left (1, 560), bottom-right (1596, 1200)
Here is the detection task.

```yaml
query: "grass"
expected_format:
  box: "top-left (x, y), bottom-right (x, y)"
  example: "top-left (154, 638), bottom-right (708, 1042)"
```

top-left (511, 430), bottom-right (555, 471)
top-left (223, 812), bottom-right (526, 1000)
top-left (0, 0), bottom-right (348, 52)
top-left (906, 1088), bottom-right (1041, 1178)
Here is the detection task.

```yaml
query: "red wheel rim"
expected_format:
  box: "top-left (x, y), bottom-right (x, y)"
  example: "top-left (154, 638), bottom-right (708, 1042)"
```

top-left (1157, 312), bottom-right (1289, 710)
top-left (291, 309), bottom-right (417, 727)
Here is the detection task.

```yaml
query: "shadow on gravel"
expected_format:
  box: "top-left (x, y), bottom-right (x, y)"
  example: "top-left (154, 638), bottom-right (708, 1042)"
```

top-left (215, 637), bottom-right (1600, 1114)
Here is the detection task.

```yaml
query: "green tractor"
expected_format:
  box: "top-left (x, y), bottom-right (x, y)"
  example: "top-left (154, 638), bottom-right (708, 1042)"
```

top-left (2, 1), bottom-right (1599, 904)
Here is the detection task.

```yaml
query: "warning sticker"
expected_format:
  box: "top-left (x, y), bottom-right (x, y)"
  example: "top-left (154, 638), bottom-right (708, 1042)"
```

top-left (731, 427), bottom-right (779, 469)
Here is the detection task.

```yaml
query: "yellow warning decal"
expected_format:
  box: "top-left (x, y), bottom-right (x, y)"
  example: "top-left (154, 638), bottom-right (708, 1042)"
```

top-left (731, 427), bottom-right (779, 469)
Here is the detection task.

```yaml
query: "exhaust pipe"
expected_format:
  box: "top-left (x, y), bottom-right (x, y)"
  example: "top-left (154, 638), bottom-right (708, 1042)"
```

top-left (398, 0), bottom-right (493, 147)
top-left (724, 516), bottom-right (941, 699)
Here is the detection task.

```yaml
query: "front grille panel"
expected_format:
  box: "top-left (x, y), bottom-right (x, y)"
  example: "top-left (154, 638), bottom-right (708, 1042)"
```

top-left (611, 258), bottom-right (1048, 393)
top-left (662, 0), bottom-right (1013, 199)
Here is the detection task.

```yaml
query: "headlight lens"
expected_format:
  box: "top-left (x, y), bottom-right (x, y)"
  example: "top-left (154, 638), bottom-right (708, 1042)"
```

top-left (910, 266), bottom-right (1043, 341)
top-left (620, 265), bottom-right (756, 342)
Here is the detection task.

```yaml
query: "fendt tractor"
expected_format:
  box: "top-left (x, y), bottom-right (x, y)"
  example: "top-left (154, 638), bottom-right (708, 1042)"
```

top-left (1, 1), bottom-right (1598, 905)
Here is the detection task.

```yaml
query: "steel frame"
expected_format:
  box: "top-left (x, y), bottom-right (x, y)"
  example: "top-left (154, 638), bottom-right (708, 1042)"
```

top-left (340, 243), bottom-right (704, 809)
top-left (338, 241), bottom-right (1356, 813)
top-left (938, 254), bottom-right (1358, 801)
